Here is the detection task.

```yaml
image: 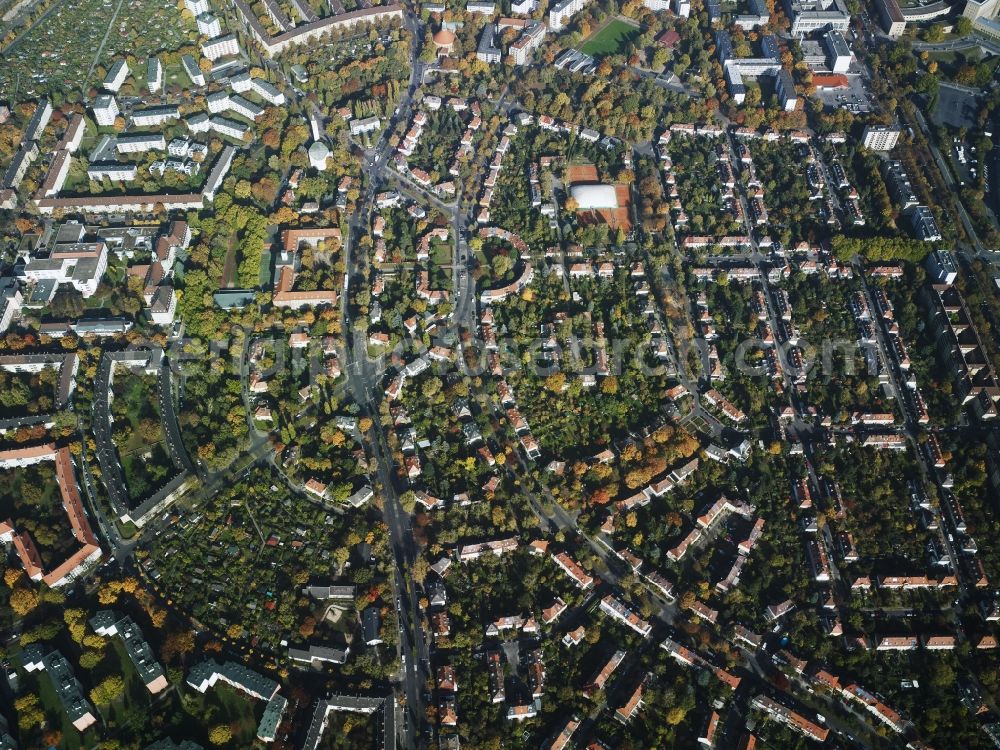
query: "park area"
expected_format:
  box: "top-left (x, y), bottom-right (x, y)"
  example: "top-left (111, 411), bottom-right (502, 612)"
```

top-left (580, 17), bottom-right (639, 57)
top-left (109, 372), bottom-right (174, 505)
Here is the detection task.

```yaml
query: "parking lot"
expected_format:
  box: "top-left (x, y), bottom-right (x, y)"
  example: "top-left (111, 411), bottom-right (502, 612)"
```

top-left (814, 71), bottom-right (874, 114)
top-left (932, 82), bottom-right (984, 129)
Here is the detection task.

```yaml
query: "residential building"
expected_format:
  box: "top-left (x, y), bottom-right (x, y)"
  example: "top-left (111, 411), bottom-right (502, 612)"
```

top-left (93, 95), bottom-right (119, 126)
top-left (251, 77), bottom-right (285, 104)
top-left (477, 24), bottom-right (502, 63)
top-left (599, 594), bottom-right (652, 636)
top-left (0, 281), bottom-right (23, 333)
top-left (751, 695), bottom-right (829, 742)
top-left (734, 0), bottom-right (769, 25)
top-left (202, 145), bottom-right (235, 200)
top-left (147, 57), bottom-right (163, 92)
top-left (89, 611), bottom-right (169, 693)
top-left (36, 192), bottom-right (205, 214)
top-left (2, 142), bottom-right (38, 189)
top-left (208, 115), bottom-right (250, 140)
top-left (776, 69), bottom-right (798, 111)
top-left (510, 21), bottom-right (546, 65)
top-left (615, 677), bottom-right (646, 723)
top-left (205, 91), bottom-right (229, 115)
top-left (549, 0), bottom-right (589, 31)
top-left (546, 716), bottom-right (580, 750)
top-left (197, 11), bottom-right (222, 37)
top-left (20, 646), bottom-right (97, 731)
top-left (583, 649), bottom-right (626, 695)
top-left (202, 33), bottom-right (240, 60)
top-left (863, 125), bottom-right (901, 151)
top-left (23, 97), bottom-right (52, 141)
top-left (57, 113), bottom-right (85, 152)
top-left (228, 93), bottom-right (264, 120)
top-left (551, 551), bottom-right (594, 589)
top-left (186, 660), bottom-right (280, 701)
top-left (350, 116), bottom-right (381, 137)
top-left (132, 105), bottom-right (179, 126)
top-left (882, 160), bottom-right (917, 207)
top-left (117, 133), bottom-right (166, 153)
top-left (926, 249), bottom-right (958, 285)
top-left (230, 1), bottom-right (405, 56)
top-left (88, 162), bottom-right (138, 181)
top-left (910, 206), bottom-right (942, 242)
top-left (104, 59), bottom-right (130, 92)
top-left (182, 54), bottom-right (207, 86)
top-left (257, 693), bottom-right (287, 742)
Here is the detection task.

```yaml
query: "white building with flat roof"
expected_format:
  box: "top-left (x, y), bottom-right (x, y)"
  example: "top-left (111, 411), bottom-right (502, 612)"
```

top-left (147, 57), bottom-right (163, 92)
top-left (251, 77), bottom-right (285, 104)
top-left (350, 116), bottom-right (381, 136)
top-left (208, 115), bottom-right (250, 140)
top-left (202, 33), bottom-right (240, 60)
top-left (88, 163), bottom-right (138, 182)
top-left (549, 0), bottom-right (589, 30)
top-left (132, 106), bottom-right (180, 127)
top-left (182, 54), bottom-right (206, 86)
top-left (862, 125), bottom-right (901, 151)
top-left (93, 95), bottom-right (119, 126)
top-left (103, 59), bottom-right (129, 92)
top-left (197, 11), bottom-right (222, 36)
top-left (117, 133), bottom-right (166, 153)
top-left (207, 90), bottom-right (231, 113)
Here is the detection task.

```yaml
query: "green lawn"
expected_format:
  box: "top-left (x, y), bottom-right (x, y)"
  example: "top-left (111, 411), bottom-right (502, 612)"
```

top-left (430, 239), bottom-right (452, 268)
top-left (580, 18), bottom-right (640, 57)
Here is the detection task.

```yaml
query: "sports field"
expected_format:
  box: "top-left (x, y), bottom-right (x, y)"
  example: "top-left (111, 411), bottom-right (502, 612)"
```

top-left (580, 18), bottom-right (639, 56)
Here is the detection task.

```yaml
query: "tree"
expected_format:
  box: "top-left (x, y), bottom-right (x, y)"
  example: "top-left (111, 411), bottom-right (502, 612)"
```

top-left (14, 694), bottom-right (43, 730)
top-left (79, 650), bottom-right (104, 669)
top-left (544, 372), bottom-right (566, 393)
top-left (209, 725), bottom-right (233, 745)
top-left (162, 630), bottom-right (196, 663)
top-left (3, 567), bottom-right (22, 588)
top-left (9, 587), bottom-right (39, 616)
top-left (923, 24), bottom-right (946, 42)
top-left (491, 253), bottom-right (513, 278)
top-left (666, 705), bottom-right (687, 724)
top-left (90, 675), bottom-right (125, 704)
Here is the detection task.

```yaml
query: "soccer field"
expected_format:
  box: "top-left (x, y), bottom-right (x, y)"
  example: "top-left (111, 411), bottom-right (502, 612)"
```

top-left (580, 18), bottom-right (640, 56)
